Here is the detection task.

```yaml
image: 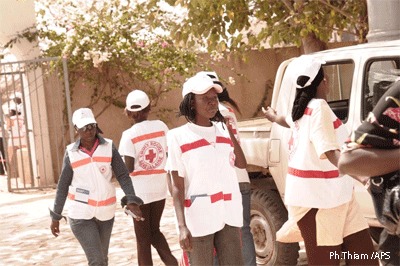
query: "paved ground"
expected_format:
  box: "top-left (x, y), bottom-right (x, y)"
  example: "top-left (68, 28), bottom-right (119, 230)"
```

top-left (0, 187), bottom-right (181, 266)
top-left (0, 182), bottom-right (308, 266)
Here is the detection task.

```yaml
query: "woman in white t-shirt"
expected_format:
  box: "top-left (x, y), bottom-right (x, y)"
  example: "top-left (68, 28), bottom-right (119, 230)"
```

top-left (119, 90), bottom-right (178, 266)
top-left (263, 55), bottom-right (378, 265)
top-left (200, 71), bottom-right (256, 266)
top-left (166, 72), bottom-right (245, 265)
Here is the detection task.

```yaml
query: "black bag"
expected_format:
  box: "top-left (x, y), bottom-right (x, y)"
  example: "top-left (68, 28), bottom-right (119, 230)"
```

top-left (369, 171), bottom-right (400, 236)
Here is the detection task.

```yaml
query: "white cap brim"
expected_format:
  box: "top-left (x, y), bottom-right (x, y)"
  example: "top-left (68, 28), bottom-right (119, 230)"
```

top-left (182, 73), bottom-right (223, 97)
top-left (75, 117), bottom-right (97, 129)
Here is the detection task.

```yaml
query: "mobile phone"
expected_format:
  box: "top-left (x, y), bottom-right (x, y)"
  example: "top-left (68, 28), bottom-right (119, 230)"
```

top-left (261, 107), bottom-right (267, 114)
top-left (124, 208), bottom-right (145, 221)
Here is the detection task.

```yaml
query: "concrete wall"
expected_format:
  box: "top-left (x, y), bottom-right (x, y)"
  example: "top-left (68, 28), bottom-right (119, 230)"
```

top-left (367, 0), bottom-right (400, 42)
top-left (72, 42), bottom-right (355, 148)
top-left (70, 48), bottom-right (299, 147)
top-left (0, 0), bottom-right (38, 59)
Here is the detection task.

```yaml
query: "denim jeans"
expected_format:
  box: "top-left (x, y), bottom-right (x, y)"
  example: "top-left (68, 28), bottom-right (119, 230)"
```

top-left (188, 224), bottom-right (243, 265)
top-left (69, 217), bottom-right (114, 266)
top-left (239, 182), bottom-right (257, 266)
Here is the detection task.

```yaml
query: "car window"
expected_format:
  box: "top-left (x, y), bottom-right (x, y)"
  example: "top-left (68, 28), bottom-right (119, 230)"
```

top-left (363, 58), bottom-right (400, 119)
top-left (323, 61), bottom-right (354, 122)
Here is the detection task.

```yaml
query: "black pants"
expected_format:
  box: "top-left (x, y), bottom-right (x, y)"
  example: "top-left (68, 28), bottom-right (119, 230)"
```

top-left (0, 138), bottom-right (5, 175)
top-left (133, 199), bottom-right (178, 266)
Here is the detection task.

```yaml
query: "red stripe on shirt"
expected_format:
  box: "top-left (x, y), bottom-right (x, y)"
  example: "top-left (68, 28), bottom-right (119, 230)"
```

top-left (304, 107), bottom-right (313, 115)
top-left (210, 192), bottom-right (232, 203)
top-left (68, 193), bottom-right (116, 206)
top-left (288, 167), bottom-right (339, 179)
top-left (180, 137), bottom-right (233, 153)
top-left (304, 108), bottom-right (342, 129)
top-left (216, 136), bottom-right (233, 146)
top-left (71, 158), bottom-right (92, 169)
top-left (333, 118), bottom-right (342, 129)
top-left (130, 169), bottom-right (166, 176)
top-left (132, 131), bottom-right (165, 144)
top-left (184, 192), bottom-right (232, 207)
top-left (71, 156), bottom-right (111, 169)
top-left (180, 139), bottom-right (210, 153)
top-left (92, 156), bottom-right (112, 163)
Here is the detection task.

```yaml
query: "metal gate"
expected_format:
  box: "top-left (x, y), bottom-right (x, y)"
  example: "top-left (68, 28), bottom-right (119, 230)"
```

top-left (0, 57), bottom-right (74, 192)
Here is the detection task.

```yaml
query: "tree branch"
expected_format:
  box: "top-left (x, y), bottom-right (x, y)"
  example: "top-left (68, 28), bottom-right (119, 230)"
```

top-left (317, 0), bottom-right (353, 19)
top-left (282, 0), bottom-right (294, 12)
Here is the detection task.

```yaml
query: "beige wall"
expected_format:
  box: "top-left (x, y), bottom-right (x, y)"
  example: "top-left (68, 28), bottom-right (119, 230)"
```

top-left (0, 0), bottom-right (39, 59)
top-left (72, 43), bottom-right (355, 148)
top-left (70, 47), bottom-right (297, 147)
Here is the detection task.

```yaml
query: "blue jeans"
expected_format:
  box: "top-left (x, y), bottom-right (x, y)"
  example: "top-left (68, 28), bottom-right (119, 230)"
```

top-left (69, 217), bottom-right (114, 266)
top-left (188, 224), bottom-right (243, 265)
top-left (239, 182), bottom-right (257, 266)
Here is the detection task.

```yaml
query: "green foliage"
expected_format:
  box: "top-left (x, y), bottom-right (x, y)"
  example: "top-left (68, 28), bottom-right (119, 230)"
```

top-left (163, 0), bottom-right (368, 53)
top-left (3, 26), bottom-right (38, 49)
top-left (4, 0), bottom-right (200, 122)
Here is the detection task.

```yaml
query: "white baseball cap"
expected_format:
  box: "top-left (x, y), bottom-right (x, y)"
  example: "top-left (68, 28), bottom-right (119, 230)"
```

top-left (197, 71), bottom-right (224, 87)
top-left (72, 108), bottom-right (97, 129)
top-left (293, 55), bottom-right (326, 89)
top-left (125, 90), bottom-right (150, 112)
top-left (182, 72), bottom-right (223, 98)
top-left (10, 92), bottom-right (22, 99)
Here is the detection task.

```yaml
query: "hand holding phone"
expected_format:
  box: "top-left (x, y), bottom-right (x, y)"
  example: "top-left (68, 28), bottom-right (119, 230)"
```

top-left (124, 208), bottom-right (145, 221)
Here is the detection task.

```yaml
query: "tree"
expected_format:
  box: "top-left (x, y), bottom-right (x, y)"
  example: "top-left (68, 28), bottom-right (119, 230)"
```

top-left (5, 0), bottom-right (200, 120)
top-left (3, 0), bottom-right (369, 119)
top-left (162, 0), bottom-right (368, 54)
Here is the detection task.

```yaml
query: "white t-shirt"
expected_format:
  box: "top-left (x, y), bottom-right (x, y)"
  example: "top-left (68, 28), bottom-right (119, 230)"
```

top-left (219, 103), bottom-right (250, 183)
top-left (8, 115), bottom-right (27, 147)
top-left (284, 99), bottom-right (354, 209)
top-left (119, 120), bottom-right (168, 204)
top-left (165, 122), bottom-right (243, 237)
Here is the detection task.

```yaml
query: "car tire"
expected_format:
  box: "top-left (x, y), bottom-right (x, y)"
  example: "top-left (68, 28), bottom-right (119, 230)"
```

top-left (251, 189), bottom-right (300, 265)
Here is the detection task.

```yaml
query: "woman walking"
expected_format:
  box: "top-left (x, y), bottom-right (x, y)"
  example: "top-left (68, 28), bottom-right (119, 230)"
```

top-left (263, 55), bottom-right (378, 265)
top-left (166, 72), bottom-right (245, 265)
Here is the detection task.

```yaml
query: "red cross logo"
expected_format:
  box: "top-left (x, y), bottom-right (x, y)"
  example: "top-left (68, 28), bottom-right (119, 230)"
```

top-left (139, 141), bottom-right (164, 170)
top-left (145, 149), bottom-right (156, 163)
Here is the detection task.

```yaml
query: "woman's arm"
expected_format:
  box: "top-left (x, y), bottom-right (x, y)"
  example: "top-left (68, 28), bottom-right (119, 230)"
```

top-left (51, 151), bottom-right (73, 219)
top-left (123, 155), bottom-right (135, 173)
top-left (325, 149), bottom-right (371, 184)
top-left (338, 148), bottom-right (400, 177)
top-left (262, 107), bottom-right (289, 128)
top-left (50, 150), bottom-right (73, 237)
top-left (170, 170), bottom-right (192, 251)
top-left (226, 120), bottom-right (247, 169)
top-left (325, 149), bottom-right (340, 167)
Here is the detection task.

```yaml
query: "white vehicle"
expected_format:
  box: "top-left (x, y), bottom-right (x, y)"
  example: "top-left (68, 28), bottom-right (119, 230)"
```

top-left (237, 39), bottom-right (400, 265)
